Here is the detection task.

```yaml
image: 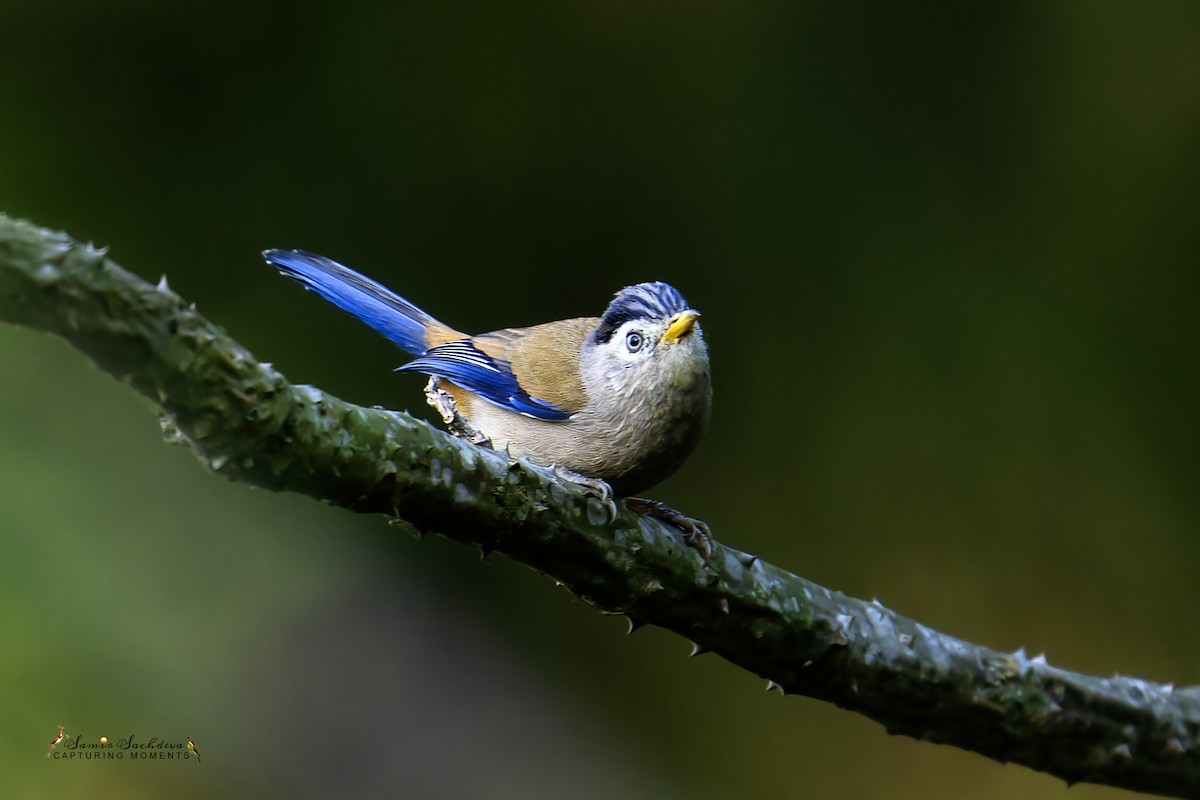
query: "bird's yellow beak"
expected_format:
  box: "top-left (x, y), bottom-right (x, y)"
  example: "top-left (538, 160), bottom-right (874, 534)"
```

top-left (660, 309), bottom-right (701, 344)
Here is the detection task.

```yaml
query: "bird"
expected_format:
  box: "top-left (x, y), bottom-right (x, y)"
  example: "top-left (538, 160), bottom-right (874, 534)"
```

top-left (187, 736), bottom-right (201, 763)
top-left (46, 725), bottom-right (68, 758)
top-left (263, 249), bottom-right (713, 548)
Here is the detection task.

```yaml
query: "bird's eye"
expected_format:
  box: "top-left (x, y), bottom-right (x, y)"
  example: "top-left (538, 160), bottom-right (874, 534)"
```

top-left (625, 331), bottom-right (645, 352)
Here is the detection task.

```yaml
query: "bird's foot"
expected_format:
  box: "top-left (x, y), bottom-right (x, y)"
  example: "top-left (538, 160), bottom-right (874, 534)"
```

top-left (552, 465), bottom-right (619, 522)
top-left (624, 498), bottom-right (713, 559)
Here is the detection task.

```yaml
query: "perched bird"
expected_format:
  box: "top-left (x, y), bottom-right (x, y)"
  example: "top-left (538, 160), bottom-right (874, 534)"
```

top-left (187, 736), bottom-right (201, 763)
top-left (263, 250), bottom-right (712, 544)
top-left (46, 725), bottom-right (68, 758)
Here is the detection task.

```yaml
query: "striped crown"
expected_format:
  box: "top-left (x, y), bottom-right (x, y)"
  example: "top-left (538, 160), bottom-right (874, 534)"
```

top-left (591, 282), bottom-right (691, 344)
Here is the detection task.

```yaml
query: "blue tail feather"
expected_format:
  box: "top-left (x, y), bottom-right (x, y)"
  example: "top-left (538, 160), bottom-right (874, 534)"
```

top-left (263, 250), bottom-right (438, 355)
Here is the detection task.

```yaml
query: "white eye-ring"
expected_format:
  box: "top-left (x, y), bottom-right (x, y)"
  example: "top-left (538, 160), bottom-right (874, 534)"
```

top-left (625, 331), bottom-right (645, 352)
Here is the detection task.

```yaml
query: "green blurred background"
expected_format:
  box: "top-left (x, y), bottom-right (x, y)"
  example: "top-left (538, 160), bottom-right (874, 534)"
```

top-left (2, 2), bottom-right (1198, 798)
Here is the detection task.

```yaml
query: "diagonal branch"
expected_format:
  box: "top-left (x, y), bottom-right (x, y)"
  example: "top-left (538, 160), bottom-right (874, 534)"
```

top-left (1, 213), bottom-right (1197, 798)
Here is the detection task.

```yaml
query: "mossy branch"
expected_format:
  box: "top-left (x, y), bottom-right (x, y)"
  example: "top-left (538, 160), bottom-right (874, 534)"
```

top-left (1, 213), bottom-right (1197, 798)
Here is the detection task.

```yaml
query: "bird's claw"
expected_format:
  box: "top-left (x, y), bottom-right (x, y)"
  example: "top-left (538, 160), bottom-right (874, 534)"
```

top-left (625, 498), bottom-right (713, 559)
top-left (553, 465), bottom-right (618, 522)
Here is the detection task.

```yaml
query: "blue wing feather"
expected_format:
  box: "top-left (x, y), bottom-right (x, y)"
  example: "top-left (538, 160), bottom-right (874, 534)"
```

top-left (397, 341), bottom-right (572, 421)
top-left (265, 249), bottom-right (570, 420)
top-left (263, 249), bottom-right (436, 355)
